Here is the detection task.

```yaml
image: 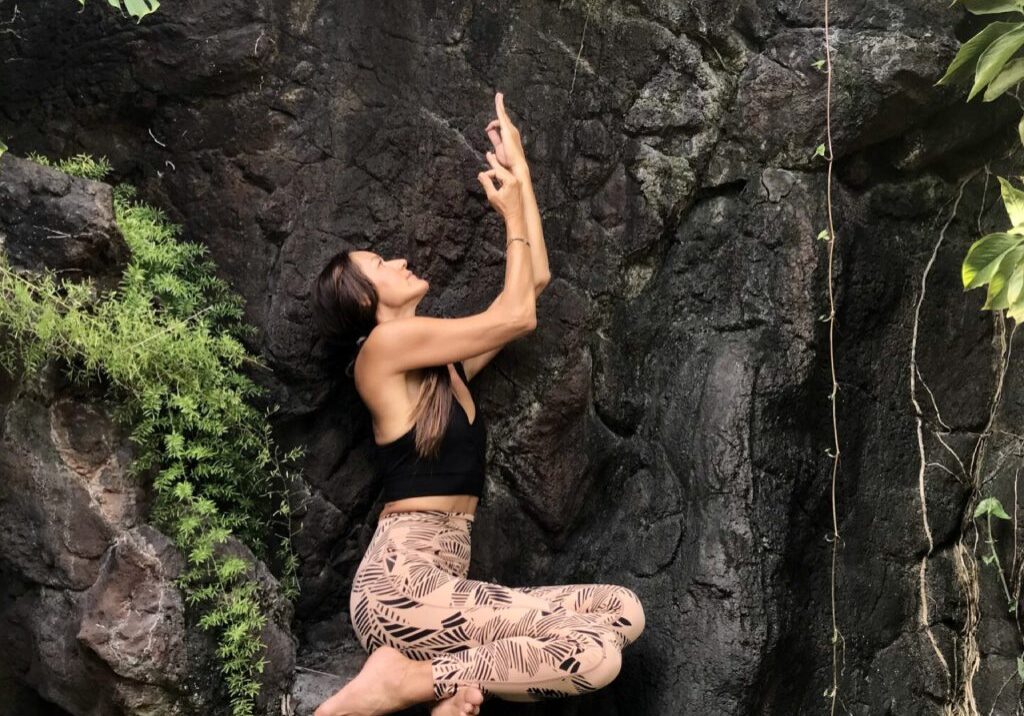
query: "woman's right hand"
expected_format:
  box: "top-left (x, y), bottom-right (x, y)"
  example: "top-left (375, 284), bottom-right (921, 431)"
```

top-left (485, 92), bottom-right (527, 172)
top-left (477, 151), bottom-right (524, 224)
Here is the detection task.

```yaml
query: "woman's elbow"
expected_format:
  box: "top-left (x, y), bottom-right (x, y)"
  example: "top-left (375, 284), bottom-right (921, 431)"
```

top-left (535, 273), bottom-right (551, 294)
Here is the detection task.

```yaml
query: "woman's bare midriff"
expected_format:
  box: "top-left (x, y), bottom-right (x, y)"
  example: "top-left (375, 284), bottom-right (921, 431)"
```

top-left (379, 494), bottom-right (479, 519)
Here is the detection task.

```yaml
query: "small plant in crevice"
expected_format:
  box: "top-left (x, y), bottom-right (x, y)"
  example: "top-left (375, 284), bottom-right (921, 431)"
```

top-left (973, 495), bottom-right (1024, 683)
top-left (974, 496), bottom-right (1017, 614)
top-left (0, 151), bottom-right (303, 716)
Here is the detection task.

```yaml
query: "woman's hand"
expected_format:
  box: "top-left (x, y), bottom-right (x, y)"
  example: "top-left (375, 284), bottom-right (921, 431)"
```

top-left (477, 150), bottom-right (524, 226)
top-left (484, 92), bottom-right (527, 174)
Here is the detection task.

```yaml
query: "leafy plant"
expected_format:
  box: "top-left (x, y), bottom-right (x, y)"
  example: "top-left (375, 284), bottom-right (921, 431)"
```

top-left (0, 152), bottom-right (303, 716)
top-left (934, 3), bottom-right (1024, 317)
top-left (78, 0), bottom-right (160, 21)
top-left (974, 496), bottom-right (1015, 613)
top-left (961, 177), bottom-right (1024, 319)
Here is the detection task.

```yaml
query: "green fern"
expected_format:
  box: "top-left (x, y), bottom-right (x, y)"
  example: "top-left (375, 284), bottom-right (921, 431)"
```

top-left (0, 153), bottom-right (303, 716)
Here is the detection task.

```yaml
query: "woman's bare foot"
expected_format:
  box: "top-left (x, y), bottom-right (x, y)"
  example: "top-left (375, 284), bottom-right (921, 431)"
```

top-left (430, 685), bottom-right (485, 716)
top-left (314, 646), bottom-right (432, 716)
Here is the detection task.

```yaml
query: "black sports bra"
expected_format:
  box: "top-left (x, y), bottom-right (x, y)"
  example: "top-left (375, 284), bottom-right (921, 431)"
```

top-left (369, 361), bottom-right (487, 502)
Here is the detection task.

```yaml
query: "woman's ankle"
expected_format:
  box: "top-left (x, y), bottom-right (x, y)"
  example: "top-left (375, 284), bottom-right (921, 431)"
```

top-left (401, 657), bottom-right (437, 704)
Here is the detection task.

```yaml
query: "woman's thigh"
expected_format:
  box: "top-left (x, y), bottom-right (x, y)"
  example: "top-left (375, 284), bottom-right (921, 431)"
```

top-left (351, 551), bottom-right (638, 659)
top-left (514, 583), bottom-right (645, 648)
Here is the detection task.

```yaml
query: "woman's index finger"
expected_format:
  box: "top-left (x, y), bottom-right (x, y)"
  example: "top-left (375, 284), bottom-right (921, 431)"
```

top-left (495, 92), bottom-right (510, 126)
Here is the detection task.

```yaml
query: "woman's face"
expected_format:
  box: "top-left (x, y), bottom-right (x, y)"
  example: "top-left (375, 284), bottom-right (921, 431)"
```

top-left (351, 250), bottom-right (428, 314)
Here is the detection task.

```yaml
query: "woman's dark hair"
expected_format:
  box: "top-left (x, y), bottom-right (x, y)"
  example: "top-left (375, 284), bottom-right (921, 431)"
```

top-left (312, 248), bottom-right (456, 459)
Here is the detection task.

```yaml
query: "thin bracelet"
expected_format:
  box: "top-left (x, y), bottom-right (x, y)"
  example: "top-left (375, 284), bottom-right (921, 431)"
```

top-left (507, 237), bottom-right (531, 248)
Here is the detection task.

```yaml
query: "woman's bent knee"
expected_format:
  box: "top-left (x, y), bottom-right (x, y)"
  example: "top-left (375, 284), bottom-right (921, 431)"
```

top-left (583, 642), bottom-right (622, 690)
top-left (617, 587), bottom-right (646, 645)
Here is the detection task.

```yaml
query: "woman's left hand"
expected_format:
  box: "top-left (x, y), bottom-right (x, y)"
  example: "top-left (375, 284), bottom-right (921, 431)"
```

top-left (485, 114), bottom-right (529, 176)
top-left (484, 118), bottom-right (511, 169)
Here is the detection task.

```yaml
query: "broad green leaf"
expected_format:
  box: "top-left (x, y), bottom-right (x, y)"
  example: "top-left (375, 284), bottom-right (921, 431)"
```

top-left (936, 22), bottom-right (1023, 87)
top-left (0, 139), bottom-right (6, 159)
top-left (1009, 287), bottom-right (1024, 320)
top-left (969, 25), bottom-right (1024, 101)
top-left (1000, 175), bottom-right (1024, 226)
top-left (105, 0), bottom-right (158, 20)
top-left (962, 232), bottom-right (1024, 289)
top-left (975, 495), bottom-right (1012, 519)
top-left (986, 56), bottom-right (1024, 99)
top-left (123, 0), bottom-right (159, 20)
top-left (982, 245), bottom-right (1024, 308)
top-left (1007, 255), bottom-right (1024, 302)
top-left (960, 0), bottom-right (1024, 13)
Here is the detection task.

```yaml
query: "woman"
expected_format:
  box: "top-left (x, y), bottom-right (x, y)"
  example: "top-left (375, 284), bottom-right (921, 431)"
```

top-left (311, 93), bottom-right (646, 716)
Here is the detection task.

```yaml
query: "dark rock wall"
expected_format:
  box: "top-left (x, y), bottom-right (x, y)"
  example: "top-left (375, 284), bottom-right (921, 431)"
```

top-left (3, 0), bottom-right (1023, 714)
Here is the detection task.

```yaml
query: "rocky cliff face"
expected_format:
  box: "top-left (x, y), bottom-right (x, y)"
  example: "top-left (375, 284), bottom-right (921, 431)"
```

top-left (0, 155), bottom-right (296, 714)
top-left (2, 0), bottom-right (1023, 714)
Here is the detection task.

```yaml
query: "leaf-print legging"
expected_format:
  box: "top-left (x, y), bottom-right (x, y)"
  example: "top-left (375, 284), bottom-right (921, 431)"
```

top-left (349, 509), bottom-right (646, 702)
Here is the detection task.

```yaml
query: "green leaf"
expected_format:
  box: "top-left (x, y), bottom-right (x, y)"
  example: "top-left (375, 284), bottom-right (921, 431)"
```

top-left (1000, 176), bottom-right (1024, 226)
top-left (1008, 284), bottom-right (1024, 321)
top-left (982, 245), bottom-right (1024, 308)
top-left (105, 0), bottom-right (159, 20)
top-left (123, 0), bottom-right (159, 20)
top-left (985, 56), bottom-right (1024, 99)
top-left (983, 553), bottom-right (997, 564)
top-left (1017, 655), bottom-right (1024, 682)
top-left (1007, 255), bottom-right (1024, 303)
top-left (962, 232), bottom-right (1024, 289)
top-left (960, 0), bottom-right (1024, 13)
top-left (975, 496), bottom-right (1013, 519)
top-left (936, 22), bottom-right (1023, 87)
top-left (969, 25), bottom-right (1024, 101)
top-left (814, 143), bottom-right (826, 158)
top-left (0, 139), bottom-right (6, 159)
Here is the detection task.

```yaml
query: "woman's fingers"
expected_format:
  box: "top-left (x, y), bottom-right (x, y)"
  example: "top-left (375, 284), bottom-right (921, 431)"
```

top-left (485, 151), bottom-right (516, 182)
top-left (490, 91), bottom-right (526, 166)
top-left (485, 119), bottom-right (508, 167)
top-left (495, 92), bottom-right (508, 122)
top-left (485, 119), bottom-right (501, 148)
top-left (477, 169), bottom-right (498, 195)
top-left (495, 92), bottom-right (514, 137)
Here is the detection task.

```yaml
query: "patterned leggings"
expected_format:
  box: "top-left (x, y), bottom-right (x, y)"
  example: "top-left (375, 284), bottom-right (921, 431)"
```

top-left (349, 510), bottom-right (646, 702)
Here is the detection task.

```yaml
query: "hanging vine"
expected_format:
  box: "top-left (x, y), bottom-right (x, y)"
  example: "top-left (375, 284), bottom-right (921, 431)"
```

top-left (811, 0), bottom-right (845, 710)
